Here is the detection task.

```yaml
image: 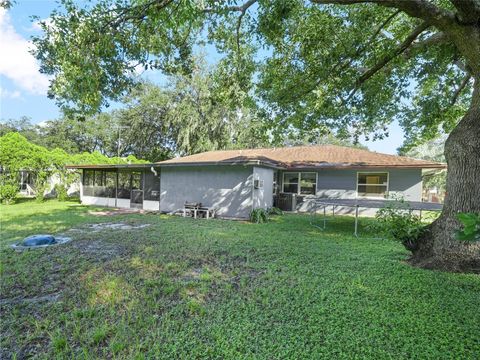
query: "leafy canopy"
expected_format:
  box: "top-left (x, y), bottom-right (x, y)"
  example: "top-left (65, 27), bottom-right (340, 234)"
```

top-left (0, 132), bottom-right (146, 174)
top-left (32, 0), bottom-right (476, 148)
top-left (1, 58), bottom-right (269, 161)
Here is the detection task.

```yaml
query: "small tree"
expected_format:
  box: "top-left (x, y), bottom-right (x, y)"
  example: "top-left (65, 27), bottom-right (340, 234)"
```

top-left (0, 173), bottom-right (18, 204)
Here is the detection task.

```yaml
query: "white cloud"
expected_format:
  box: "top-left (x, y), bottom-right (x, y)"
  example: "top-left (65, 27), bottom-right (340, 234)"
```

top-left (37, 120), bottom-right (49, 128)
top-left (0, 8), bottom-right (50, 95)
top-left (0, 87), bottom-right (21, 99)
top-left (30, 17), bottom-right (52, 32)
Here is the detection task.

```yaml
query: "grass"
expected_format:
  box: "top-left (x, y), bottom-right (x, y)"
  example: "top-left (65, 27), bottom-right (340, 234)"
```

top-left (1, 199), bottom-right (479, 359)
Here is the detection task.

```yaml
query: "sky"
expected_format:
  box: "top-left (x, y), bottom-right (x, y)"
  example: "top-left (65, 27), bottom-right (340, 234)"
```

top-left (0, 0), bottom-right (405, 154)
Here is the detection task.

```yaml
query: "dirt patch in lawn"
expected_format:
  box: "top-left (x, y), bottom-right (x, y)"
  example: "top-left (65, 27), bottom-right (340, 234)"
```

top-left (69, 222), bottom-right (151, 232)
top-left (71, 240), bottom-right (127, 261)
top-left (88, 208), bottom-right (145, 216)
top-left (88, 208), bottom-right (161, 216)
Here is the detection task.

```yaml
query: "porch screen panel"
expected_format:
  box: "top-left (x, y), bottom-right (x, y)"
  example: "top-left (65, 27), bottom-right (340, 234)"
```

top-left (94, 170), bottom-right (107, 197)
top-left (144, 171), bottom-right (160, 201)
top-left (105, 170), bottom-right (116, 198)
top-left (83, 170), bottom-right (94, 196)
top-left (117, 171), bottom-right (131, 199)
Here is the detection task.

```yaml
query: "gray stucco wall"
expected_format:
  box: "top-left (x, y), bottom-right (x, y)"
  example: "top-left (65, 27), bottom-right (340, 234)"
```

top-left (278, 168), bottom-right (423, 214)
top-left (160, 165), bottom-right (254, 218)
top-left (278, 168), bottom-right (422, 200)
top-left (252, 166), bottom-right (274, 209)
top-left (388, 168), bottom-right (423, 200)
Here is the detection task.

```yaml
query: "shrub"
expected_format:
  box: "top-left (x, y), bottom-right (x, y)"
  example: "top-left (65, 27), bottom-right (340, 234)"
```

top-left (250, 208), bottom-right (269, 223)
top-left (0, 184), bottom-right (18, 204)
top-left (267, 207), bottom-right (283, 215)
top-left (456, 213), bottom-right (480, 242)
top-left (54, 184), bottom-right (68, 201)
top-left (34, 171), bottom-right (48, 202)
top-left (370, 200), bottom-right (425, 251)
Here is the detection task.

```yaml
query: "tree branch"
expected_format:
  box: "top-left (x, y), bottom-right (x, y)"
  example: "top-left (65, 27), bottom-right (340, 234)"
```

top-left (450, 74), bottom-right (472, 106)
top-left (311, 0), bottom-right (456, 31)
top-left (411, 32), bottom-right (448, 49)
top-left (292, 10), bottom-right (401, 101)
top-left (403, 31), bottom-right (448, 58)
top-left (235, 0), bottom-right (257, 53)
top-left (449, 0), bottom-right (480, 25)
top-left (203, 0), bottom-right (257, 14)
top-left (344, 21), bottom-right (429, 103)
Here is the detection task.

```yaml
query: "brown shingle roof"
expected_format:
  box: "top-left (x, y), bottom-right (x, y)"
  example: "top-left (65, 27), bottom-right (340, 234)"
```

top-left (157, 145), bottom-right (446, 169)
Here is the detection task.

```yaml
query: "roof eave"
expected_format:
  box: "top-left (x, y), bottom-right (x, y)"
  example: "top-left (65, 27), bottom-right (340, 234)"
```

top-left (157, 160), bottom-right (284, 169)
top-left (65, 163), bottom-right (157, 169)
top-left (66, 161), bottom-right (446, 171)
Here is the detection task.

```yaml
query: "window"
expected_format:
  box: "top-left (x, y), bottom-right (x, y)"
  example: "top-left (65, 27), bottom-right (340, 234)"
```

top-left (282, 172), bottom-right (317, 195)
top-left (357, 172), bottom-right (389, 198)
top-left (19, 171), bottom-right (35, 190)
top-left (300, 173), bottom-right (316, 195)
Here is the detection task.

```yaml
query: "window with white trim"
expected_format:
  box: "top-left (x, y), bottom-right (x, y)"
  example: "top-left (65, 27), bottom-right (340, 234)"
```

top-left (357, 172), bottom-right (389, 198)
top-left (282, 172), bottom-right (317, 195)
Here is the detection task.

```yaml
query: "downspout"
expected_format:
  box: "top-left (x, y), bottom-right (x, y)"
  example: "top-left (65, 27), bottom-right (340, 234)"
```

top-left (115, 169), bottom-right (118, 208)
top-left (80, 170), bottom-right (83, 203)
top-left (251, 161), bottom-right (261, 213)
top-left (150, 166), bottom-right (160, 211)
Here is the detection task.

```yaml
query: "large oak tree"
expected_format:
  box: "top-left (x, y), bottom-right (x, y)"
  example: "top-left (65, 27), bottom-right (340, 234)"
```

top-left (30, 0), bottom-right (479, 271)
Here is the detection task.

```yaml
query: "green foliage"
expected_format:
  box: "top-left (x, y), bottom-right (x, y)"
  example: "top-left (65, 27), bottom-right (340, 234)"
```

top-left (249, 208), bottom-right (269, 223)
top-left (32, 0), bottom-right (203, 115)
top-left (2, 59), bottom-right (270, 162)
top-left (0, 179), bottom-right (17, 204)
top-left (0, 117), bottom-right (42, 145)
top-left (34, 171), bottom-right (49, 202)
top-left (267, 207), bottom-right (283, 216)
top-left (0, 132), bottom-right (146, 203)
top-left (402, 135), bottom-right (447, 194)
top-left (32, 1), bottom-right (474, 148)
top-left (54, 183), bottom-right (68, 201)
top-left (371, 200), bottom-right (426, 251)
top-left (1, 201), bottom-right (479, 358)
top-left (456, 213), bottom-right (480, 242)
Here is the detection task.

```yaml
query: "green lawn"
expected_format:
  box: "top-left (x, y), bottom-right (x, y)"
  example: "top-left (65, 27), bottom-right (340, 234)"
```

top-left (1, 200), bottom-right (479, 359)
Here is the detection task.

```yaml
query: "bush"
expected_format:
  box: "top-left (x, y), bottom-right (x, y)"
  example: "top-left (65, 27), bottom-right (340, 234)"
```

top-left (267, 207), bottom-right (283, 216)
top-left (456, 213), bottom-right (480, 242)
top-left (34, 171), bottom-right (48, 202)
top-left (250, 208), bottom-right (269, 223)
top-left (0, 184), bottom-right (18, 204)
top-left (54, 184), bottom-right (68, 201)
top-left (370, 200), bottom-right (425, 251)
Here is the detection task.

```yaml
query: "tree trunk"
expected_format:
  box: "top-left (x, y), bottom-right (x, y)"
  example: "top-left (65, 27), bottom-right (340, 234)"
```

top-left (410, 76), bottom-right (480, 272)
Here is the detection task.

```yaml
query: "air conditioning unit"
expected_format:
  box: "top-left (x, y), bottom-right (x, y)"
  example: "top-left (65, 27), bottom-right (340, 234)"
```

top-left (254, 179), bottom-right (264, 189)
top-left (274, 193), bottom-right (297, 211)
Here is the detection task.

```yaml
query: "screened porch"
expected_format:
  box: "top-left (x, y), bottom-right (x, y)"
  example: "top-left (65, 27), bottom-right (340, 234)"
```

top-left (81, 167), bottom-right (160, 210)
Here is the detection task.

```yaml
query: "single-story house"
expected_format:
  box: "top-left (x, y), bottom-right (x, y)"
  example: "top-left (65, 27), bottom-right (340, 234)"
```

top-left (66, 145), bottom-right (446, 219)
